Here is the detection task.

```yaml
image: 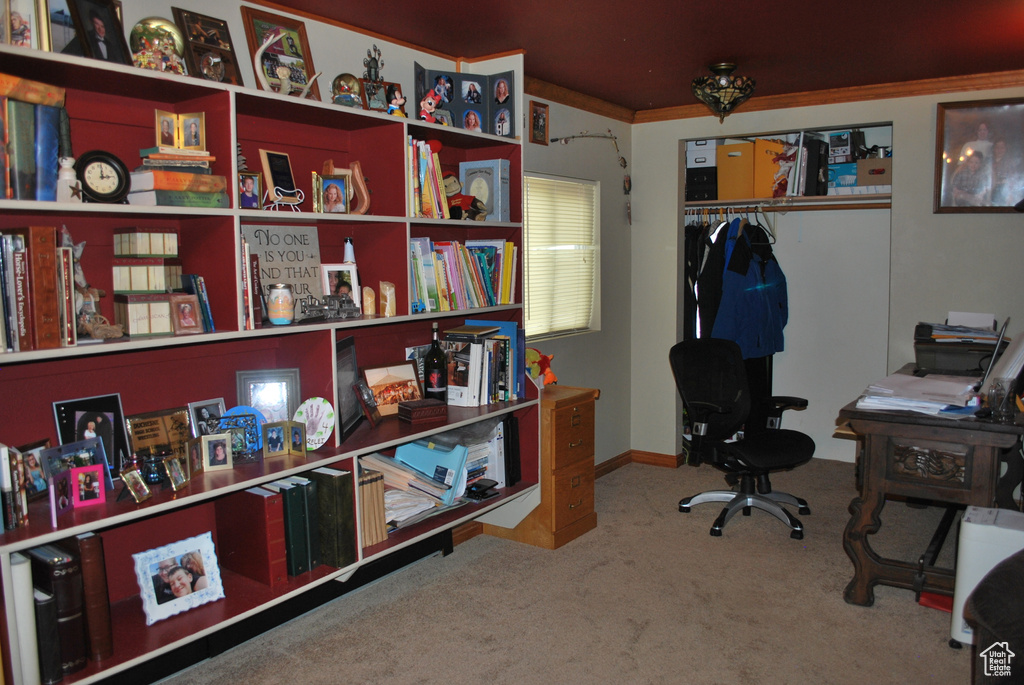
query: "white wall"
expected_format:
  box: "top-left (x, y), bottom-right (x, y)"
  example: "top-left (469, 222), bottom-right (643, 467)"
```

top-left (632, 87), bottom-right (1024, 462)
top-left (522, 99), bottom-right (633, 464)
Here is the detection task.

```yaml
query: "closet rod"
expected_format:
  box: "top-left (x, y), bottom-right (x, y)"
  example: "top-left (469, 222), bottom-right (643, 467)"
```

top-left (759, 201), bottom-right (890, 212)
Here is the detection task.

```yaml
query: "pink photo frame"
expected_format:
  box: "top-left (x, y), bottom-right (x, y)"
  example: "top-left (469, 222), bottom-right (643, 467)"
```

top-left (71, 464), bottom-right (105, 507)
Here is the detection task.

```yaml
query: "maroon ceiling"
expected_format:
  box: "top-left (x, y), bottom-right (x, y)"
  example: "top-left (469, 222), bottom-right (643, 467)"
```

top-left (285, 0), bottom-right (1024, 112)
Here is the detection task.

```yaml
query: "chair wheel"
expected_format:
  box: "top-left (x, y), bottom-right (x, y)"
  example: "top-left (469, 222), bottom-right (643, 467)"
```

top-left (679, 505), bottom-right (691, 513)
top-left (790, 529), bottom-right (803, 540)
top-left (710, 527), bottom-right (722, 537)
top-left (798, 506), bottom-right (811, 516)
top-left (949, 639), bottom-right (962, 650)
top-left (743, 506), bottom-right (752, 516)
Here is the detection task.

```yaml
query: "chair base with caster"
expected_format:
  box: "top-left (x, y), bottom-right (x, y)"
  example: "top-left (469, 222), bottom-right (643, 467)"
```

top-left (679, 487), bottom-right (809, 539)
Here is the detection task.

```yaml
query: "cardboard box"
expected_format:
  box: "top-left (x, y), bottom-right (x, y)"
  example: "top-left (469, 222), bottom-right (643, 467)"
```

top-left (716, 142), bottom-right (754, 200)
top-left (828, 162), bottom-right (858, 188)
top-left (857, 158), bottom-right (891, 186)
top-left (113, 293), bottom-right (172, 337)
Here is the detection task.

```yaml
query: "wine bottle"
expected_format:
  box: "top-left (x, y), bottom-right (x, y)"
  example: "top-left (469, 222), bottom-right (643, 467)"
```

top-left (424, 322), bottom-right (447, 402)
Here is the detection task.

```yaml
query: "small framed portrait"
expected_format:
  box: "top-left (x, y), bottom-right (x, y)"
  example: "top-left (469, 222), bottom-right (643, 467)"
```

top-left (259, 149), bottom-right (300, 205)
top-left (71, 464), bottom-right (105, 507)
top-left (201, 433), bottom-right (232, 471)
top-left (17, 439), bottom-right (52, 502)
top-left (236, 368), bottom-right (301, 423)
top-left (179, 112), bottom-right (205, 150)
top-left (132, 532), bottom-right (224, 625)
top-left (238, 171), bottom-right (263, 210)
top-left (188, 398), bottom-right (225, 437)
top-left (353, 379), bottom-right (382, 428)
top-left (240, 6), bottom-right (320, 100)
top-left (335, 336), bottom-right (362, 442)
top-left (530, 101), bottom-right (549, 145)
top-left (169, 293), bottom-right (203, 335)
top-left (186, 437), bottom-right (203, 477)
top-left (262, 421), bottom-right (288, 458)
top-left (288, 422), bottom-right (306, 457)
top-left (360, 80), bottom-right (388, 111)
top-left (171, 8), bottom-right (244, 86)
top-left (935, 98), bottom-right (1024, 212)
top-left (120, 465), bottom-right (152, 503)
top-left (65, 0), bottom-right (131, 64)
top-left (462, 79), bottom-right (483, 104)
top-left (432, 74), bottom-right (453, 104)
top-left (494, 77), bottom-right (511, 105)
top-left (51, 469), bottom-right (75, 519)
top-left (462, 109), bottom-right (483, 133)
top-left (313, 172), bottom-right (351, 214)
top-left (7, 0), bottom-right (39, 49)
top-left (321, 264), bottom-right (360, 306)
top-left (434, 109), bottom-right (454, 127)
top-left (361, 362), bottom-right (422, 417)
top-left (163, 454), bottom-right (190, 491)
top-left (54, 393), bottom-right (130, 473)
top-left (155, 109), bottom-right (178, 147)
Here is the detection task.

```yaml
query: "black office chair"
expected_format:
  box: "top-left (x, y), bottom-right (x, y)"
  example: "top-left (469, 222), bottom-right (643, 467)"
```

top-left (669, 338), bottom-right (815, 539)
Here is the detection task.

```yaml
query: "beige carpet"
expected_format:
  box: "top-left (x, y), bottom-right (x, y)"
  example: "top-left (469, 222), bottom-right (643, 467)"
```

top-left (160, 458), bottom-right (972, 685)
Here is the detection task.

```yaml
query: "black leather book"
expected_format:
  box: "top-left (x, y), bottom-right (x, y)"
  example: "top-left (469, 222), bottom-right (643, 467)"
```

top-left (34, 588), bottom-right (62, 684)
top-left (27, 544), bottom-right (86, 674)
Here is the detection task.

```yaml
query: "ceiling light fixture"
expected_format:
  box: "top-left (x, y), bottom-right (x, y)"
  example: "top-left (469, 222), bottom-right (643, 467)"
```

top-left (691, 62), bottom-right (755, 123)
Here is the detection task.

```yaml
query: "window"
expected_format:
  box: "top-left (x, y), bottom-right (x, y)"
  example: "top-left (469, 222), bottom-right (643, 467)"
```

top-left (523, 173), bottom-right (599, 340)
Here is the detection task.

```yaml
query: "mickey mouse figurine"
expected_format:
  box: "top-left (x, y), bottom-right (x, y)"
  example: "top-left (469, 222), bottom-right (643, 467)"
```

top-left (387, 83), bottom-right (407, 117)
top-left (419, 90), bottom-right (443, 123)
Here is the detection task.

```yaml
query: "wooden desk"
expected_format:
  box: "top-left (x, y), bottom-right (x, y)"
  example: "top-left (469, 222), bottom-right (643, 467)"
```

top-left (838, 400), bottom-right (1023, 606)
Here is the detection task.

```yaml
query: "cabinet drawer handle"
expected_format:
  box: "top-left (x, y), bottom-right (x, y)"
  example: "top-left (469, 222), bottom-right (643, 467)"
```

top-left (571, 413), bottom-right (582, 426)
top-left (571, 475), bottom-right (581, 487)
top-left (568, 439), bottom-right (583, 449)
top-left (568, 498), bottom-right (584, 509)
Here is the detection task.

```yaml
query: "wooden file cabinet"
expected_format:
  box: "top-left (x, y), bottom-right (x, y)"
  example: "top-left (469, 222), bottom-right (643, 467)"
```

top-left (485, 386), bottom-right (599, 549)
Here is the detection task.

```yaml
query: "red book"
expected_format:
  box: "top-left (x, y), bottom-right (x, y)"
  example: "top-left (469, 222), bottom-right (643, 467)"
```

top-left (214, 486), bottom-right (287, 589)
top-left (57, 532), bottom-right (113, 661)
top-left (1, 226), bottom-right (60, 349)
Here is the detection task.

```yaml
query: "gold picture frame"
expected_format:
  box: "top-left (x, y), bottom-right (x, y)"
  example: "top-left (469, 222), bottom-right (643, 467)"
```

top-left (313, 171), bottom-right (351, 214)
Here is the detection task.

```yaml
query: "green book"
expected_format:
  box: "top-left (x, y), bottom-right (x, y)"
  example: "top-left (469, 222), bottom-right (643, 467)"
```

top-left (6, 98), bottom-right (36, 200)
top-left (307, 468), bottom-right (356, 569)
top-left (284, 476), bottom-right (321, 571)
top-left (126, 189), bottom-right (230, 208)
top-left (263, 481), bottom-right (309, 576)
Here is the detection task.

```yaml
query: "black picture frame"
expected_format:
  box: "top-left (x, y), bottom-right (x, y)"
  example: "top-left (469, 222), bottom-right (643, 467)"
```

top-left (336, 336), bottom-right (362, 442)
top-left (171, 7), bottom-right (244, 86)
top-left (935, 98), bottom-right (1024, 213)
top-left (53, 393), bottom-right (130, 474)
top-left (64, 0), bottom-right (131, 64)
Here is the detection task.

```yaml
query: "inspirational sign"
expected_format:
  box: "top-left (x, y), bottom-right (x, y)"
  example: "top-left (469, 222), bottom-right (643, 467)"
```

top-left (241, 225), bottom-right (323, 320)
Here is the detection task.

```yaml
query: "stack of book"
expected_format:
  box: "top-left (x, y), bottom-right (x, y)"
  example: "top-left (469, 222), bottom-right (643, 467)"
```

top-left (441, 320), bottom-right (525, 407)
top-left (406, 137), bottom-right (449, 219)
top-left (128, 146), bottom-right (228, 208)
top-left (1, 72), bottom-right (65, 202)
top-left (358, 468), bottom-right (388, 547)
top-left (0, 225), bottom-right (74, 353)
top-left (409, 236), bottom-right (517, 313)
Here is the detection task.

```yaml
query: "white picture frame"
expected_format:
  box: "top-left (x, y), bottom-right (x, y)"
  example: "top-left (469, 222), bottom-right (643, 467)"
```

top-left (132, 532), bottom-right (224, 625)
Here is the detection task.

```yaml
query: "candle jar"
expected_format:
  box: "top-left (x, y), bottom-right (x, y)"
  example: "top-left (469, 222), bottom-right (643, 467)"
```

top-left (267, 283), bottom-right (295, 325)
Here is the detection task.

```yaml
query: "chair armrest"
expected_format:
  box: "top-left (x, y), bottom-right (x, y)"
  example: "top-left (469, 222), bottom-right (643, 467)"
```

top-left (687, 401), bottom-right (732, 436)
top-left (766, 396), bottom-right (809, 412)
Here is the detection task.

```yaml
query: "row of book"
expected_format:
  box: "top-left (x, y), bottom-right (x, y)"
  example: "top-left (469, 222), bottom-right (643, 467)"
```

top-left (0, 226), bottom-right (77, 353)
top-left (443, 320), bottom-right (525, 406)
top-left (410, 237), bottom-right (517, 313)
top-left (357, 468), bottom-right (388, 547)
top-left (11, 534), bottom-right (111, 684)
top-left (240, 237), bottom-right (266, 330)
top-left (407, 137), bottom-right (449, 219)
top-left (1, 72), bottom-right (66, 202)
top-left (127, 146), bottom-right (228, 208)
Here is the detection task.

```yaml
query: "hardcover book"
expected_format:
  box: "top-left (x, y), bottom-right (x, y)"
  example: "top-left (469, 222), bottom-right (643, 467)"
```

top-left (262, 480), bottom-right (309, 576)
top-left (129, 170), bottom-right (228, 194)
top-left (214, 486), bottom-right (288, 588)
top-left (27, 543), bottom-right (87, 675)
top-left (0, 73), bottom-right (66, 106)
top-left (126, 189), bottom-right (230, 208)
top-left (57, 532), bottom-right (113, 661)
top-left (284, 475), bottom-right (321, 571)
top-left (34, 104), bottom-right (61, 202)
top-left (0, 226), bottom-right (64, 351)
top-left (459, 159), bottom-right (511, 222)
top-left (307, 467), bottom-right (356, 569)
top-left (34, 588), bottom-right (62, 685)
top-left (6, 98), bottom-right (36, 200)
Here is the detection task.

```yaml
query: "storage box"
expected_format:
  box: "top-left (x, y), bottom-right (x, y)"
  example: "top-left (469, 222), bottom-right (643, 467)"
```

top-left (686, 148), bottom-right (716, 168)
top-left (397, 398), bottom-right (448, 424)
top-left (112, 257), bottom-right (182, 293)
top-left (685, 167), bottom-right (717, 202)
top-left (114, 228), bottom-right (179, 257)
top-left (857, 158), bottom-right (891, 186)
top-left (113, 293), bottom-right (172, 337)
top-left (716, 140), bottom-right (784, 199)
top-left (828, 162), bottom-right (858, 188)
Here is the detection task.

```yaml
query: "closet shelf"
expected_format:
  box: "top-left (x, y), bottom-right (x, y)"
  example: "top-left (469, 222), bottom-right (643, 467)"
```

top-left (684, 194), bottom-right (891, 212)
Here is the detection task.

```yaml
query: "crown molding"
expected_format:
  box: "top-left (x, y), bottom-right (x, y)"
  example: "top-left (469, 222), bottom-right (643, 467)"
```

top-left (523, 76), bottom-right (635, 123)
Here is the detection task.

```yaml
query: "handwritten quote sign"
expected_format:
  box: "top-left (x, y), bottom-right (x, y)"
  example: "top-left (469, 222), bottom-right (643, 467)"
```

top-left (240, 225), bottom-right (322, 320)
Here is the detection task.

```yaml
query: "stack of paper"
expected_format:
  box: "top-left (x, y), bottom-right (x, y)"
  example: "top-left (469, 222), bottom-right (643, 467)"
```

top-left (856, 372), bottom-right (978, 415)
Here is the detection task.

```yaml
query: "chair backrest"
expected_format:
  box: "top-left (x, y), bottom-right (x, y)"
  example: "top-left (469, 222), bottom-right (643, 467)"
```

top-left (669, 338), bottom-right (750, 441)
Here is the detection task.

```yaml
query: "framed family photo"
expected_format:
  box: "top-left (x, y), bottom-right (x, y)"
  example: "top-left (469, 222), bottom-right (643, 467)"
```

top-left (163, 454), bottom-right (190, 491)
top-left (530, 101), bottom-right (549, 145)
top-left (188, 398), bottom-right (225, 437)
top-left (169, 294), bottom-right (203, 334)
top-left (240, 6), bottom-right (320, 100)
top-left (321, 264), bottom-right (360, 303)
top-left (935, 98), bottom-right (1024, 213)
top-left (132, 532), bottom-right (224, 625)
top-left (62, 0), bottom-right (130, 63)
top-left (179, 112), bottom-right (205, 150)
top-left (236, 368), bottom-right (301, 423)
top-left (171, 7), bottom-right (244, 86)
top-left (313, 172), bottom-right (351, 214)
top-left (17, 439), bottom-right (51, 502)
top-left (238, 171), bottom-right (263, 209)
top-left (53, 393), bottom-right (130, 474)
top-left (361, 362), bottom-right (422, 416)
top-left (201, 433), bottom-right (232, 471)
top-left (71, 464), bottom-right (104, 506)
top-left (262, 421), bottom-right (289, 458)
top-left (155, 109), bottom-right (178, 147)
top-left (6, 0), bottom-right (40, 49)
top-left (120, 465), bottom-right (152, 503)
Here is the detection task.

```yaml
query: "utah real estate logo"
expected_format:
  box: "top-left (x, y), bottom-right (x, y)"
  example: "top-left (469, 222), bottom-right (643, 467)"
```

top-left (979, 641), bottom-right (1015, 678)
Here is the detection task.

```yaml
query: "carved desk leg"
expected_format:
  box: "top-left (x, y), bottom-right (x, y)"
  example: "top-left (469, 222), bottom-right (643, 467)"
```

top-left (843, 490), bottom-right (886, 606)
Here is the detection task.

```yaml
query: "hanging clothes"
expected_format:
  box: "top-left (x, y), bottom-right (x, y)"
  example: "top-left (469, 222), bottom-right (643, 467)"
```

top-left (693, 217), bottom-right (731, 337)
top-left (710, 219), bottom-right (788, 359)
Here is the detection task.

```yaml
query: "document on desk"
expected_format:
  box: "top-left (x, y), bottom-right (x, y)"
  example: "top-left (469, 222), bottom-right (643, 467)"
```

top-left (857, 372), bottom-right (979, 414)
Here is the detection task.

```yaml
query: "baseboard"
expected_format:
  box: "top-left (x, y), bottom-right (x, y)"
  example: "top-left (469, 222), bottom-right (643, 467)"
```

top-left (454, 449), bottom-right (681, 545)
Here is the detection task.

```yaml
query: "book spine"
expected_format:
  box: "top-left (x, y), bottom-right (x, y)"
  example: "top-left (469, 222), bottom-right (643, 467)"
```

top-left (127, 189), bottom-right (230, 208)
top-left (22, 225), bottom-right (61, 350)
top-left (7, 99), bottom-right (36, 200)
top-left (35, 588), bottom-right (63, 685)
top-left (77, 533), bottom-right (113, 661)
top-left (250, 252), bottom-right (265, 325)
top-left (0, 239), bottom-right (14, 351)
top-left (140, 161), bottom-right (212, 172)
top-left (12, 246), bottom-right (32, 350)
top-left (59, 246), bottom-right (76, 346)
top-left (275, 485), bottom-right (309, 576)
top-left (0, 73), bottom-right (66, 106)
top-left (196, 276), bottom-right (215, 332)
top-left (130, 170), bottom-right (228, 193)
top-left (34, 104), bottom-right (61, 201)
top-left (12, 553), bottom-right (41, 684)
top-left (0, 96), bottom-right (9, 198)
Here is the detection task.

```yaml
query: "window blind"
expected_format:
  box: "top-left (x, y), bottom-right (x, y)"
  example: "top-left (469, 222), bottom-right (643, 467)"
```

top-left (524, 174), bottom-right (598, 340)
